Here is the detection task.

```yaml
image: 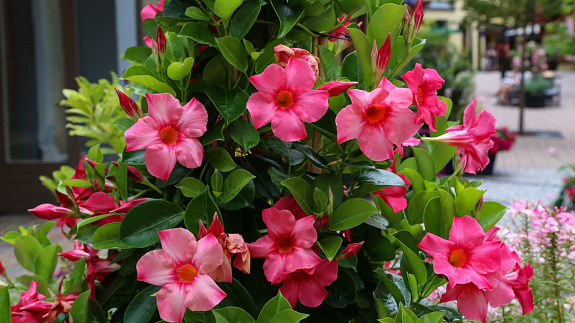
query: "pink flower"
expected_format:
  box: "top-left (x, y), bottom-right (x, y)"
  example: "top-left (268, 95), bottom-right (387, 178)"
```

top-left (418, 215), bottom-right (502, 290)
top-left (335, 78), bottom-right (422, 161)
top-left (141, 0), bottom-right (165, 47)
top-left (401, 64), bottom-right (446, 131)
top-left (198, 213), bottom-right (251, 283)
top-left (279, 259), bottom-right (338, 307)
top-left (274, 196), bottom-right (328, 229)
top-left (248, 207), bottom-right (322, 284)
top-left (136, 228), bottom-right (226, 323)
top-left (426, 99), bottom-right (496, 174)
top-left (274, 45), bottom-right (320, 79)
top-left (247, 58), bottom-right (329, 142)
top-left (11, 281), bottom-right (48, 323)
top-left (372, 173), bottom-right (411, 213)
top-left (115, 88), bottom-right (143, 121)
top-left (316, 81), bottom-right (358, 97)
top-left (125, 93), bottom-right (208, 181)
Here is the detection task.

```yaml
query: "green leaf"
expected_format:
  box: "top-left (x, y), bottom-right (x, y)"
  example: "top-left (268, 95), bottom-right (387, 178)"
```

top-left (347, 26), bottom-right (373, 88)
top-left (455, 187), bottom-right (485, 217)
top-left (35, 244), bottom-right (63, 282)
top-left (428, 142), bottom-right (457, 174)
top-left (270, 0), bottom-right (305, 38)
top-left (313, 187), bottom-right (328, 214)
top-left (93, 222), bottom-right (131, 250)
top-left (212, 307), bottom-right (254, 323)
top-left (400, 168), bottom-right (424, 193)
top-left (412, 148), bottom-right (435, 181)
top-left (230, 0), bottom-right (265, 39)
top-left (318, 236), bottom-right (342, 261)
top-left (180, 22), bottom-right (218, 46)
top-left (206, 147), bottom-right (237, 172)
top-left (87, 144), bottom-right (103, 163)
top-left (423, 189), bottom-right (456, 239)
top-left (200, 122), bottom-right (225, 146)
top-left (255, 39), bottom-right (285, 74)
top-left (229, 118), bottom-right (260, 151)
top-left (387, 37), bottom-right (426, 79)
top-left (341, 51), bottom-right (364, 90)
top-left (375, 269), bottom-right (406, 306)
top-left (299, 3), bottom-right (335, 31)
top-left (220, 169), bottom-right (256, 203)
top-left (317, 45), bottom-right (339, 81)
top-left (185, 6), bottom-right (210, 21)
top-left (356, 168), bottom-right (405, 186)
top-left (177, 177), bottom-right (207, 198)
top-left (270, 309), bottom-right (309, 323)
top-left (14, 235), bottom-right (42, 273)
top-left (114, 163), bottom-right (128, 201)
top-left (281, 177), bottom-right (314, 215)
top-left (165, 32), bottom-right (188, 63)
top-left (206, 86), bottom-right (249, 124)
top-left (204, 55), bottom-right (231, 88)
top-left (366, 4), bottom-right (405, 46)
top-left (122, 46), bottom-right (152, 65)
top-left (61, 179), bottom-right (93, 188)
top-left (215, 36), bottom-right (248, 73)
top-left (184, 188), bottom-right (220, 235)
top-left (219, 278), bottom-right (258, 318)
top-left (120, 200), bottom-right (185, 248)
top-left (329, 198), bottom-right (378, 231)
top-left (477, 201), bottom-right (508, 231)
top-left (212, 169), bottom-right (224, 193)
top-left (214, 0), bottom-right (244, 20)
top-left (69, 290), bottom-right (90, 323)
top-left (417, 312), bottom-right (446, 323)
top-left (397, 241), bottom-right (427, 285)
top-left (70, 258), bottom-right (86, 286)
top-left (124, 285), bottom-right (162, 323)
top-left (122, 66), bottom-right (176, 96)
top-left (167, 57), bottom-right (195, 81)
top-left (257, 292), bottom-right (291, 323)
top-left (0, 287), bottom-right (11, 323)
top-left (407, 190), bottom-right (438, 225)
top-left (16, 275), bottom-right (51, 296)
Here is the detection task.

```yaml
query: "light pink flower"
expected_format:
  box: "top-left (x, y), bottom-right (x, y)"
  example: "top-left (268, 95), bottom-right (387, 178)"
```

top-left (248, 207), bottom-right (322, 284)
top-left (274, 45), bottom-right (320, 79)
top-left (335, 78), bottom-right (421, 161)
top-left (401, 63), bottom-right (446, 131)
top-left (136, 228), bottom-right (226, 323)
top-left (418, 215), bottom-right (502, 289)
top-left (372, 173), bottom-right (411, 213)
top-left (247, 58), bottom-right (329, 142)
top-left (125, 93), bottom-right (208, 181)
top-left (426, 99), bottom-right (496, 174)
top-left (279, 259), bottom-right (338, 307)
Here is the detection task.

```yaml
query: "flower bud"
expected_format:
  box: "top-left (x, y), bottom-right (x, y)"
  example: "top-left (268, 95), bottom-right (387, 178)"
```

top-left (338, 241), bottom-right (364, 259)
top-left (376, 33), bottom-right (392, 81)
top-left (413, 0), bottom-right (424, 31)
top-left (156, 25), bottom-right (166, 57)
top-left (115, 88), bottom-right (143, 121)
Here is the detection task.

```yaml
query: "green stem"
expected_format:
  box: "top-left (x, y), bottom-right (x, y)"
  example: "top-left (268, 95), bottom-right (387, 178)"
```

top-left (307, 123), bottom-right (337, 143)
top-left (296, 23), bottom-right (318, 37)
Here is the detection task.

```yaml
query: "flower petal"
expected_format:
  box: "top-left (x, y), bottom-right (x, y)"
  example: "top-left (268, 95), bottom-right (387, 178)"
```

top-left (449, 215), bottom-right (485, 248)
top-left (383, 106), bottom-right (421, 145)
top-left (136, 249), bottom-right (178, 286)
top-left (417, 233), bottom-right (455, 257)
top-left (285, 58), bottom-right (316, 93)
top-left (457, 284), bottom-right (489, 323)
top-left (484, 277), bottom-right (514, 308)
top-left (263, 208), bottom-right (296, 241)
top-left (184, 274), bottom-right (227, 311)
top-left (293, 216), bottom-right (318, 248)
top-left (125, 117), bottom-right (162, 151)
top-left (335, 104), bottom-right (366, 144)
top-left (358, 126), bottom-right (394, 161)
top-left (192, 234), bottom-right (224, 274)
top-left (293, 90), bottom-right (329, 123)
top-left (175, 137), bottom-right (203, 169)
top-left (284, 247), bottom-right (322, 273)
top-left (178, 98), bottom-right (208, 138)
top-left (271, 109), bottom-right (307, 142)
top-left (146, 93), bottom-right (183, 127)
top-left (158, 228), bottom-right (197, 264)
top-left (145, 144), bottom-right (177, 181)
top-left (156, 283), bottom-right (187, 323)
top-left (246, 92), bottom-right (278, 129)
top-left (263, 253), bottom-right (288, 283)
top-left (247, 235), bottom-right (275, 258)
top-left (279, 278), bottom-right (299, 308)
top-left (249, 64), bottom-right (286, 93)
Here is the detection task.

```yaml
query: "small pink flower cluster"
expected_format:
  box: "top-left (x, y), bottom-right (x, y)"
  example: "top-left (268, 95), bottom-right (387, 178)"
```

top-left (490, 126), bottom-right (516, 154)
top-left (418, 216), bottom-right (534, 322)
top-left (10, 281), bottom-right (79, 323)
top-left (28, 157), bottom-right (148, 233)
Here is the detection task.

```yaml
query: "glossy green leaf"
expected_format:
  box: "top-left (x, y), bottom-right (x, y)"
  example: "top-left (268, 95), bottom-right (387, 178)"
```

top-left (212, 169), bottom-right (224, 194)
top-left (423, 189), bottom-right (456, 239)
top-left (214, 0), bottom-right (243, 20)
top-left (220, 169), bottom-right (255, 203)
top-left (366, 4), bottom-right (405, 46)
top-left (291, 142), bottom-right (330, 169)
top-left (270, 309), bottom-right (309, 323)
top-left (375, 268), bottom-right (406, 306)
top-left (412, 148), bottom-right (435, 181)
top-left (212, 307), bottom-right (254, 323)
top-left (255, 39), bottom-right (285, 74)
top-left (123, 46), bottom-right (152, 65)
top-left (184, 188), bottom-right (220, 235)
top-left (69, 290), bottom-right (90, 323)
top-left (219, 278), bottom-right (258, 318)
top-left (93, 222), bottom-right (131, 250)
top-left (317, 45), bottom-right (339, 81)
top-left (230, 0), bottom-right (265, 39)
top-left (313, 187), bottom-right (328, 214)
top-left (477, 201), bottom-right (508, 231)
top-left (341, 51), bottom-right (364, 90)
top-left (206, 147), bottom-right (237, 172)
top-left (180, 22), bottom-right (218, 46)
top-left (165, 32), bottom-right (187, 63)
top-left (257, 292), bottom-right (292, 323)
top-left (0, 287), bottom-right (11, 323)
top-left (347, 26), bottom-right (373, 88)
top-left (387, 37), bottom-right (426, 79)
top-left (122, 66), bottom-right (176, 96)
top-left (124, 285), bottom-right (162, 323)
top-left (120, 200), bottom-right (184, 248)
top-left (185, 6), bottom-right (210, 21)
top-left (281, 177), bottom-right (315, 215)
top-left (455, 187), bottom-right (485, 217)
top-left (271, 0), bottom-right (305, 38)
top-left (417, 312), bottom-right (446, 323)
top-left (318, 236), bottom-right (342, 261)
top-left (398, 241), bottom-right (427, 285)
top-left (407, 190), bottom-right (438, 225)
top-left (229, 118), bottom-right (260, 151)
top-left (216, 36), bottom-right (248, 73)
top-left (14, 235), bottom-right (42, 273)
top-left (177, 177), bottom-right (207, 198)
top-left (203, 55), bottom-right (230, 87)
top-left (35, 244), bottom-right (63, 282)
top-left (300, 3), bottom-right (335, 32)
top-left (206, 86), bottom-right (249, 124)
top-left (356, 168), bottom-right (405, 187)
top-left (167, 57), bottom-right (195, 81)
top-left (87, 144), bottom-right (103, 163)
top-left (329, 198), bottom-right (378, 231)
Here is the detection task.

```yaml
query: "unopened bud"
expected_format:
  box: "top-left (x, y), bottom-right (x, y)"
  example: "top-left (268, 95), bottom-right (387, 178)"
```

top-left (115, 88), bottom-right (143, 121)
top-left (413, 0), bottom-right (424, 32)
top-left (376, 33), bottom-right (392, 81)
top-left (156, 25), bottom-right (166, 57)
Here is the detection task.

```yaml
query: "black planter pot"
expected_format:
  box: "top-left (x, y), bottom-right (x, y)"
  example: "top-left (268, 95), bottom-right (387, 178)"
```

top-left (480, 153), bottom-right (496, 175)
top-left (525, 94), bottom-right (546, 107)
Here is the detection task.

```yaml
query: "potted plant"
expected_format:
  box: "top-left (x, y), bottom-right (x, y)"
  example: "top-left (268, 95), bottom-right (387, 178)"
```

top-left (525, 77), bottom-right (552, 107)
top-left (483, 126), bottom-right (516, 174)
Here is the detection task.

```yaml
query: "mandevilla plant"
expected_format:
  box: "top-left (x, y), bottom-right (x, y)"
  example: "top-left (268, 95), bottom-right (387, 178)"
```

top-left (1, 0), bottom-right (535, 322)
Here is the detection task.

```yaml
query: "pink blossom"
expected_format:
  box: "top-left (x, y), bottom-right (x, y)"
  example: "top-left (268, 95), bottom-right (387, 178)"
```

top-left (274, 196), bottom-right (328, 229)
top-left (401, 63), bottom-right (446, 131)
top-left (426, 99), bottom-right (496, 174)
top-left (274, 45), bottom-right (319, 79)
top-left (279, 259), bottom-right (338, 307)
top-left (125, 93), bottom-right (208, 181)
top-left (248, 207), bottom-right (322, 284)
top-left (418, 215), bottom-right (502, 289)
top-left (247, 58), bottom-right (329, 142)
top-left (136, 228), bottom-right (226, 323)
top-left (316, 81), bottom-right (358, 97)
top-left (335, 78), bottom-right (421, 161)
top-left (372, 174), bottom-right (411, 213)
top-left (11, 281), bottom-right (48, 323)
top-left (141, 0), bottom-right (165, 47)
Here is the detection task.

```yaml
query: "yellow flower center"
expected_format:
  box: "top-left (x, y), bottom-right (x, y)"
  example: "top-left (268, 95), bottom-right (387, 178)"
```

top-left (160, 126), bottom-right (179, 145)
top-left (175, 264), bottom-right (197, 283)
top-left (364, 104), bottom-right (387, 124)
top-left (449, 248), bottom-right (467, 268)
top-left (275, 91), bottom-right (295, 109)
